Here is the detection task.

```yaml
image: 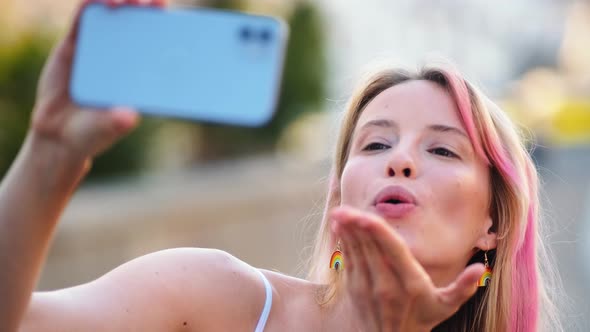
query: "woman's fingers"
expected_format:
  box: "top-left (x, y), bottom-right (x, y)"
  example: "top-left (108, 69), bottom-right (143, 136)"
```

top-left (437, 263), bottom-right (484, 308)
top-left (152, 0), bottom-right (167, 7)
top-left (337, 222), bottom-right (382, 331)
top-left (339, 223), bottom-right (369, 296)
top-left (351, 223), bottom-right (399, 331)
top-left (106, 0), bottom-right (167, 7)
top-left (61, 1), bottom-right (92, 47)
top-left (336, 211), bottom-right (423, 332)
top-left (105, 107), bottom-right (140, 134)
top-left (63, 107), bottom-right (140, 156)
top-left (332, 206), bottom-right (425, 283)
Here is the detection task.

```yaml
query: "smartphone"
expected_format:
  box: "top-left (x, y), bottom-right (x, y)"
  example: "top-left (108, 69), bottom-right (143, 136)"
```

top-left (70, 3), bottom-right (288, 127)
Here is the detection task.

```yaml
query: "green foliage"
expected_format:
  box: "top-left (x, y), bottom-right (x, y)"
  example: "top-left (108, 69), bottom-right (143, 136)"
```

top-left (0, 34), bottom-right (50, 178)
top-left (196, 1), bottom-right (327, 160)
top-left (0, 34), bottom-right (152, 181)
top-left (277, 2), bottom-right (326, 128)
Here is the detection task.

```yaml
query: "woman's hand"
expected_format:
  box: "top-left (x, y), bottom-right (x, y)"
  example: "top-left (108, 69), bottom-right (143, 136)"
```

top-left (0, 2), bottom-right (164, 331)
top-left (330, 206), bottom-right (484, 332)
top-left (31, 0), bottom-right (165, 164)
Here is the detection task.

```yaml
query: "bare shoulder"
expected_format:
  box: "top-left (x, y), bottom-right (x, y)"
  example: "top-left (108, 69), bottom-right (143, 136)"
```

top-left (164, 249), bottom-right (324, 331)
top-left (23, 248), bottom-right (270, 332)
top-left (118, 247), bottom-right (271, 330)
top-left (153, 249), bottom-right (324, 331)
top-left (111, 247), bottom-right (263, 292)
top-left (152, 248), bottom-right (271, 329)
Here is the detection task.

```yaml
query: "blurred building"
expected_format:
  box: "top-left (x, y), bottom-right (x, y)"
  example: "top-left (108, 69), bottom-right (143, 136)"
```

top-left (316, 0), bottom-right (569, 97)
top-left (505, 1), bottom-right (590, 146)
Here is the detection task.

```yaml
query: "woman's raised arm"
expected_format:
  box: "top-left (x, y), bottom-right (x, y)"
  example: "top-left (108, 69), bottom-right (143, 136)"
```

top-left (0, 0), bottom-right (152, 330)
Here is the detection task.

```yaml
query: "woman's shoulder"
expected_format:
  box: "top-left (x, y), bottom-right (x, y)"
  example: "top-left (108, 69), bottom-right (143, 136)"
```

top-left (143, 247), bottom-right (268, 296)
top-left (131, 246), bottom-right (259, 281)
top-left (114, 247), bottom-right (258, 286)
top-left (118, 247), bottom-right (321, 331)
top-left (141, 247), bottom-right (317, 293)
top-left (114, 247), bottom-right (276, 330)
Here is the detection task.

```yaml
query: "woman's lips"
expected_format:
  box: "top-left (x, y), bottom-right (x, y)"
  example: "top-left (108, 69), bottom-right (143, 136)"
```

top-left (373, 185), bottom-right (418, 219)
top-left (374, 202), bottom-right (416, 219)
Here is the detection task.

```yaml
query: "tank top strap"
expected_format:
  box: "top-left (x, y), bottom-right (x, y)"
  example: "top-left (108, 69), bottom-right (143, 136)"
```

top-left (254, 269), bottom-right (273, 332)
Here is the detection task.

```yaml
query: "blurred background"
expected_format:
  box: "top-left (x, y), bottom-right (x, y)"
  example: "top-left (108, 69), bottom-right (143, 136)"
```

top-left (1, 0), bottom-right (589, 330)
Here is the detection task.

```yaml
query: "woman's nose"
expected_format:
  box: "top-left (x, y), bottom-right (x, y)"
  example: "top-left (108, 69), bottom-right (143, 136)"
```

top-left (386, 148), bottom-right (417, 179)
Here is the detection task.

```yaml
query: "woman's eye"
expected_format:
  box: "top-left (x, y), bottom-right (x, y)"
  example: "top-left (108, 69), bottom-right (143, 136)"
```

top-left (363, 142), bottom-right (390, 151)
top-left (430, 147), bottom-right (458, 158)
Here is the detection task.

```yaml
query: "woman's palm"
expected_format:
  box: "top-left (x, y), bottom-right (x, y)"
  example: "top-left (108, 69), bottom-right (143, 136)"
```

top-left (32, 0), bottom-right (139, 160)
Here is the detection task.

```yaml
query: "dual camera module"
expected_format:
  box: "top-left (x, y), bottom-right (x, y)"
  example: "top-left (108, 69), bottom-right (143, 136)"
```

top-left (239, 26), bottom-right (273, 43)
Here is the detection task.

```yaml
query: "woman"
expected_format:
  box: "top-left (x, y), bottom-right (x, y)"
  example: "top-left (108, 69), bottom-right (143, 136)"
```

top-left (0, 0), bottom-right (561, 331)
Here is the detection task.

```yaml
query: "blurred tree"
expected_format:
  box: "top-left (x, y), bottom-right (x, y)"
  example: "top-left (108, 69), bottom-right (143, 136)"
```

top-left (0, 33), bottom-right (154, 181)
top-left (0, 34), bottom-right (50, 178)
top-left (194, 0), bottom-right (327, 160)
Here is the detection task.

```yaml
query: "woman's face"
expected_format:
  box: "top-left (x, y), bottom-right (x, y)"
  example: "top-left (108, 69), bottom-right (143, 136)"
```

top-left (340, 80), bottom-right (496, 285)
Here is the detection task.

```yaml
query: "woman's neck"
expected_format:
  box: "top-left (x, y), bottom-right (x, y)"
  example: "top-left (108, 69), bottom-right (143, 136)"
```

top-left (314, 286), bottom-right (363, 332)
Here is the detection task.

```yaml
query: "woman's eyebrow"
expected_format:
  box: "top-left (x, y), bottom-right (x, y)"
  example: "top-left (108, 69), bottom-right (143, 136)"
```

top-left (427, 124), bottom-right (469, 140)
top-left (356, 120), bottom-right (469, 142)
top-left (359, 119), bottom-right (399, 131)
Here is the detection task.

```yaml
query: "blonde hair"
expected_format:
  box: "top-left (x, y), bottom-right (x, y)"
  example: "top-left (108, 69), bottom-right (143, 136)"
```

top-left (306, 65), bottom-right (563, 331)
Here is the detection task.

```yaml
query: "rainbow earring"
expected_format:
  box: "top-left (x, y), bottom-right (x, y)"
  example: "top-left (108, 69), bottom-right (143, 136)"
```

top-left (478, 251), bottom-right (493, 287)
top-left (330, 240), bottom-right (344, 271)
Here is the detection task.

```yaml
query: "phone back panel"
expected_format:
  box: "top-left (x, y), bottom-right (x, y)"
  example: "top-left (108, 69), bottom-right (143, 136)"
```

top-left (71, 4), bottom-right (287, 126)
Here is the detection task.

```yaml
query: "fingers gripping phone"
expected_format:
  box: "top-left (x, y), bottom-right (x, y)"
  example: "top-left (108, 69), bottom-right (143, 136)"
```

top-left (70, 3), bottom-right (288, 127)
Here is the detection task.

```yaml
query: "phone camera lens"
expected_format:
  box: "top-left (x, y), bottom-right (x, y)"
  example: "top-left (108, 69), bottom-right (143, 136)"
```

top-left (259, 29), bottom-right (272, 42)
top-left (240, 27), bottom-right (252, 40)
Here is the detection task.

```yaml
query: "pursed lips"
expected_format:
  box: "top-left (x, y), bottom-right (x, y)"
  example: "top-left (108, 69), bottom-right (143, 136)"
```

top-left (373, 185), bottom-right (417, 219)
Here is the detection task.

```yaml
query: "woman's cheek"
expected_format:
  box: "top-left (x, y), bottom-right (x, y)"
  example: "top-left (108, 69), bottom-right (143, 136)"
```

top-left (430, 170), bottom-right (472, 220)
top-left (340, 158), bottom-right (366, 206)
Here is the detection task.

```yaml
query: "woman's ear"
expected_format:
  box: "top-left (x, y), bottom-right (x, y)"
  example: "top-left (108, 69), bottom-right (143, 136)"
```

top-left (475, 216), bottom-right (497, 250)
